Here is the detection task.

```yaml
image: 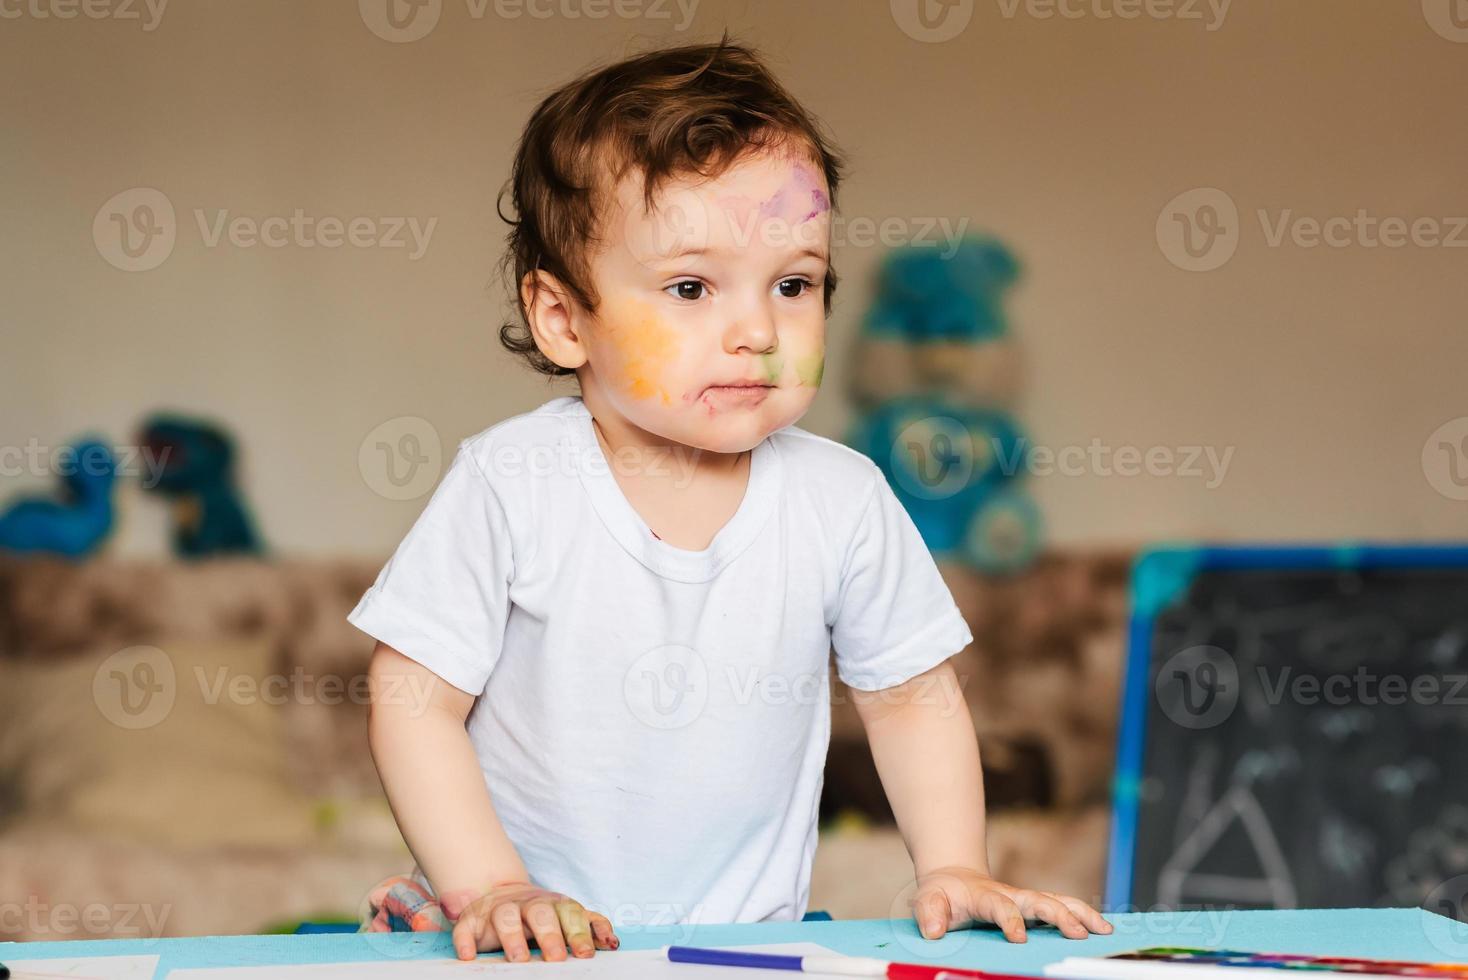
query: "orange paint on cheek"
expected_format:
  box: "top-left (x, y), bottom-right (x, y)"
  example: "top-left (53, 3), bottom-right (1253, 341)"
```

top-left (607, 304), bottom-right (679, 405)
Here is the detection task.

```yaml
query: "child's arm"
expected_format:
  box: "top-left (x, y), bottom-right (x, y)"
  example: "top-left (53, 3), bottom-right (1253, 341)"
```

top-left (367, 642), bottom-right (618, 961)
top-left (855, 659), bottom-right (1113, 943)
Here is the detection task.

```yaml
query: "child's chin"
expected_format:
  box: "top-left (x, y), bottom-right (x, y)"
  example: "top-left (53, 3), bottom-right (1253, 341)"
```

top-left (684, 406), bottom-right (811, 454)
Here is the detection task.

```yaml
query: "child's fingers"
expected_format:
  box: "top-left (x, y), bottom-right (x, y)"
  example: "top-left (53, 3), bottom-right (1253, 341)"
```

top-left (554, 900), bottom-right (595, 958)
top-left (1016, 892), bottom-right (1087, 940)
top-left (1054, 894), bottom-right (1113, 935)
top-left (493, 902), bottom-right (533, 963)
top-left (588, 912), bottom-right (619, 951)
top-left (974, 890), bottom-right (1027, 944)
top-left (912, 886), bottom-right (952, 940)
top-left (451, 906), bottom-right (497, 961)
top-left (524, 900), bottom-right (568, 961)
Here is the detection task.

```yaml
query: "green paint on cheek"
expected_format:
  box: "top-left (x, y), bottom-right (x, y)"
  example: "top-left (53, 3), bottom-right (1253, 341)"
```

top-left (761, 351), bottom-right (785, 384)
top-left (796, 351), bottom-right (825, 387)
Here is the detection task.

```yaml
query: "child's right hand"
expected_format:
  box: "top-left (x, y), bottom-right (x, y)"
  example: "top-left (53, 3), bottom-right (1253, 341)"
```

top-left (444, 881), bottom-right (620, 963)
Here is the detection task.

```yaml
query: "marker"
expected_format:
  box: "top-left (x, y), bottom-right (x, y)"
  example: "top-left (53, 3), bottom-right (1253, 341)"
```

top-left (665, 945), bottom-right (1040, 980)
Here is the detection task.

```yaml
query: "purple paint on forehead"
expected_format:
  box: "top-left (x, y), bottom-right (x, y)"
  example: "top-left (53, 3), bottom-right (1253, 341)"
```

top-left (758, 165), bottom-right (830, 225)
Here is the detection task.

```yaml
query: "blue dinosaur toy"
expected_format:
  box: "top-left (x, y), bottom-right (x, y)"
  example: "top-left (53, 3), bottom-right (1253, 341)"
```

top-left (0, 439), bottom-right (116, 557)
top-left (140, 415), bottom-right (263, 558)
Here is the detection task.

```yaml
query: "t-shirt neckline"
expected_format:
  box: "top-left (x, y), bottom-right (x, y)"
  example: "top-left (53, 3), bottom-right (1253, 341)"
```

top-left (565, 398), bottom-right (782, 583)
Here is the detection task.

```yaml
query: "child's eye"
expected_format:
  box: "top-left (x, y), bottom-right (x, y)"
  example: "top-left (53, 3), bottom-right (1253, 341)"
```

top-left (666, 280), bottom-right (706, 301)
top-left (777, 277), bottom-right (817, 299)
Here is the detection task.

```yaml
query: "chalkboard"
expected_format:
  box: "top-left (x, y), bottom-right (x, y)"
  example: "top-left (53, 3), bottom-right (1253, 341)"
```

top-left (1107, 545), bottom-right (1468, 921)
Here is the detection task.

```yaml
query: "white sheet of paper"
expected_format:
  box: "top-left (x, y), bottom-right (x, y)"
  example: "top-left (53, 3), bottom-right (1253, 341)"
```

top-left (165, 942), bottom-right (841, 979)
top-left (1, 954), bottom-right (161, 980)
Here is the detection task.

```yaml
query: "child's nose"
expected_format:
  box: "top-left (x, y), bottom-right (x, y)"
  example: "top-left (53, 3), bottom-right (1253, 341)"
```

top-left (724, 299), bottom-right (779, 354)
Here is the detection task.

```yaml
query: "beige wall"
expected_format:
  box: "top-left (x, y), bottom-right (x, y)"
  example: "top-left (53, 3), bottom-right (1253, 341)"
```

top-left (2, 0), bottom-right (1464, 557)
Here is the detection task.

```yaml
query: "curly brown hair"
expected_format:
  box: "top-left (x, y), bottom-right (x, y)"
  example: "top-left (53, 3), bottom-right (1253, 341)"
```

top-left (496, 34), bottom-right (846, 377)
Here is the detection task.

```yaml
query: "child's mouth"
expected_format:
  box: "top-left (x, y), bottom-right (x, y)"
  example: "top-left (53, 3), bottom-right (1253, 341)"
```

top-left (702, 383), bottom-right (774, 406)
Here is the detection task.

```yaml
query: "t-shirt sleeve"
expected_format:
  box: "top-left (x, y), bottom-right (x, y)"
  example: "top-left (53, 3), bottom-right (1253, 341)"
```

top-left (830, 473), bottom-right (975, 692)
top-left (347, 445), bottom-right (514, 695)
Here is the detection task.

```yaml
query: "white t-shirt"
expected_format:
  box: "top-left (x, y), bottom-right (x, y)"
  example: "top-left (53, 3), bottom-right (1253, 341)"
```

top-left (347, 395), bottom-right (973, 927)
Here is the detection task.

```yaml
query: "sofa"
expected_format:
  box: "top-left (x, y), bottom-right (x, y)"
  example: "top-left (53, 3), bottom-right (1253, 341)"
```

top-left (0, 550), bottom-right (1130, 939)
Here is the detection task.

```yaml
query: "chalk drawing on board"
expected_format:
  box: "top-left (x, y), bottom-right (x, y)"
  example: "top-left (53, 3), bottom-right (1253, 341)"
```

top-left (1157, 777), bottom-right (1297, 909)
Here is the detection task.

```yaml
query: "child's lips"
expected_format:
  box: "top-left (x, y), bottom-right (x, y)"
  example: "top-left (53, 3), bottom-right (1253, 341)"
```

top-left (703, 383), bottom-right (773, 405)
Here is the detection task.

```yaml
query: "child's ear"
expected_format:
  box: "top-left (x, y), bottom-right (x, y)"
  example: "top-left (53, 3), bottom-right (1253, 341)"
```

top-left (522, 269), bottom-right (588, 370)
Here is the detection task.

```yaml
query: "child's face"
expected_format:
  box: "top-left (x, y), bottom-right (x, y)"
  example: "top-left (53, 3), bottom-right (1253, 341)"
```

top-left (577, 146), bottom-right (830, 454)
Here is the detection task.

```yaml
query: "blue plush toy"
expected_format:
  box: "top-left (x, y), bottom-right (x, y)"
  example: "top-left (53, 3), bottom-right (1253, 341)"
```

top-left (847, 237), bottom-right (1042, 574)
top-left (0, 439), bottom-right (116, 558)
top-left (140, 414), bottom-right (263, 558)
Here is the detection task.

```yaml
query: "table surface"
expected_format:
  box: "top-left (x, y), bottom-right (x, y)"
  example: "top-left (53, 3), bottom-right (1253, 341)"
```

top-left (4, 909), bottom-right (1466, 977)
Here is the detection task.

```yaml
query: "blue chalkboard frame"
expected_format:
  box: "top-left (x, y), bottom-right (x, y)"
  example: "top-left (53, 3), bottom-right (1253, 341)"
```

top-left (1105, 542), bottom-right (1468, 911)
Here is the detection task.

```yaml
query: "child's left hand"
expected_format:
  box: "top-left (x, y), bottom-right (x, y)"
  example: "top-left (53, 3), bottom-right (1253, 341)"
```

top-left (911, 866), bottom-right (1113, 943)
